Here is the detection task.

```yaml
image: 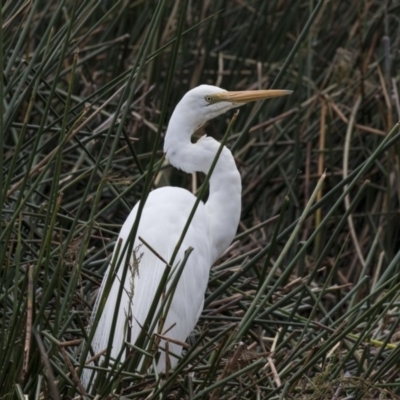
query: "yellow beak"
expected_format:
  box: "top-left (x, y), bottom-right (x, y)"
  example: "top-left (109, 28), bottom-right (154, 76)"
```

top-left (214, 89), bottom-right (292, 103)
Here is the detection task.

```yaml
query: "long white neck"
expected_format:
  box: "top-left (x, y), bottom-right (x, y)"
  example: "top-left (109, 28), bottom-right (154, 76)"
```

top-left (164, 113), bottom-right (241, 263)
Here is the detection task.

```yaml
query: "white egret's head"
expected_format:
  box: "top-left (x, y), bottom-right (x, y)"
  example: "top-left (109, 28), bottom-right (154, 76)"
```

top-left (164, 84), bottom-right (292, 162)
top-left (171, 84), bottom-right (292, 130)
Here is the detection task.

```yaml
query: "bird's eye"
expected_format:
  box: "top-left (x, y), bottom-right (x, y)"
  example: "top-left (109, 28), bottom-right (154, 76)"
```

top-left (205, 96), bottom-right (213, 103)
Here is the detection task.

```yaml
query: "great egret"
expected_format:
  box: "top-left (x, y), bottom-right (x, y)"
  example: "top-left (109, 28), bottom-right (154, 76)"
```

top-left (82, 84), bottom-right (291, 390)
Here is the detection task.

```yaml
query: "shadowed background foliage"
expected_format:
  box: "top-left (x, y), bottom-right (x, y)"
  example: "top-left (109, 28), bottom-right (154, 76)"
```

top-left (1, 0), bottom-right (400, 398)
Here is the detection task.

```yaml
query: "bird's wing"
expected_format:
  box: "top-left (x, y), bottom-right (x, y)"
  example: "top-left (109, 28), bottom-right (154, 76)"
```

top-left (84, 186), bottom-right (211, 386)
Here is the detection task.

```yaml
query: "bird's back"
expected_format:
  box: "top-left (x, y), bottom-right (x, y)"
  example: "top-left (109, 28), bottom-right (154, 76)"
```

top-left (83, 186), bottom-right (211, 387)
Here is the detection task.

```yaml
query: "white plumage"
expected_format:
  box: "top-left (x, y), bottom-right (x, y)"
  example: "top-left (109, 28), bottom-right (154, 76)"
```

top-left (82, 84), bottom-right (291, 391)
